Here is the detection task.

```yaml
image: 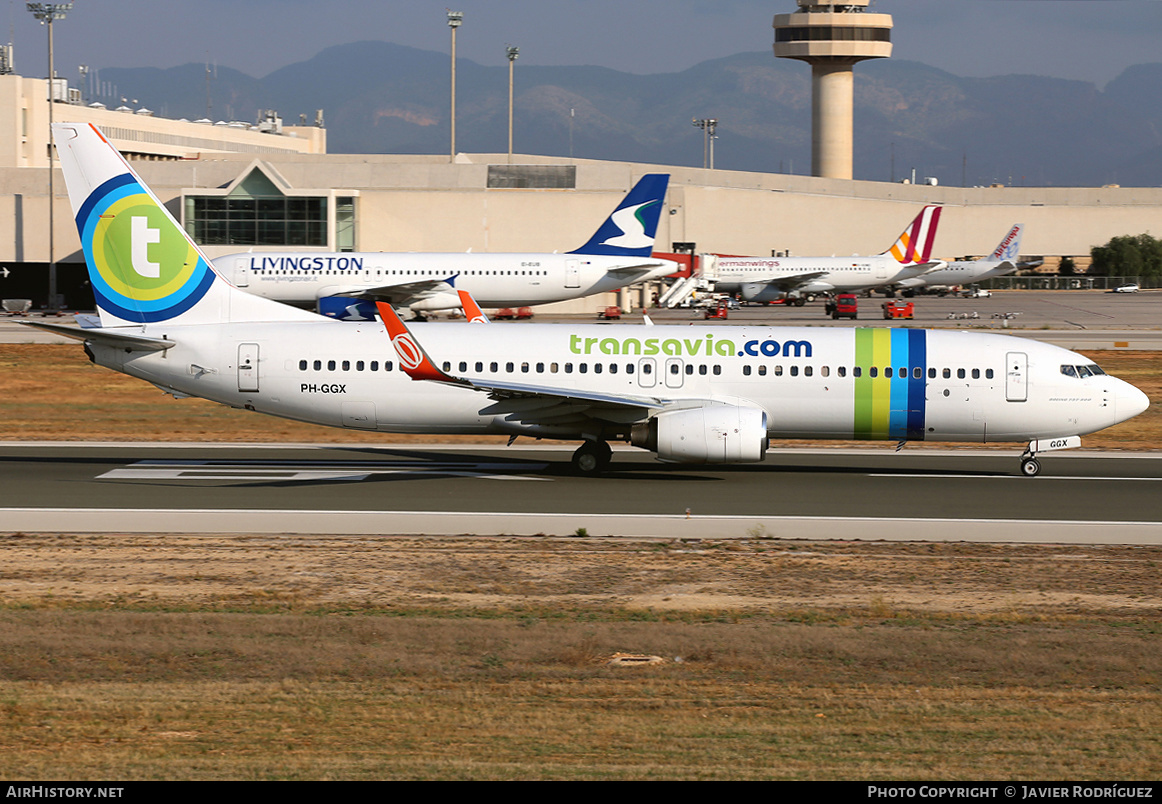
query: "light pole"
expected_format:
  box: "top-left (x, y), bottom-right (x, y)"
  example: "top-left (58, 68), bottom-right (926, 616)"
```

top-left (692, 117), bottom-right (718, 169)
top-left (27, 2), bottom-right (72, 310)
top-left (447, 11), bottom-right (462, 160)
top-left (506, 45), bottom-right (519, 163)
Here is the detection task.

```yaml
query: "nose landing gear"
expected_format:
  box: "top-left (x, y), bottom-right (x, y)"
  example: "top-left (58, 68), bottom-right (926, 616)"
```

top-left (1020, 455), bottom-right (1041, 477)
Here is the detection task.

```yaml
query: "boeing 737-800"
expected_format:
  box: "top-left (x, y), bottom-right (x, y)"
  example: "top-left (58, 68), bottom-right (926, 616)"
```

top-left (210, 174), bottom-right (678, 318)
top-left (895, 224), bottom-right (1024, 293)
top-left (711, 205), bottom-right (945, 304)
top-left (30, 124), bottom-right (1149, 478)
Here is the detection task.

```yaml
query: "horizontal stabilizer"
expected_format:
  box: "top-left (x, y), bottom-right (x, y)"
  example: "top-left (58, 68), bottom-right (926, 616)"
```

top-left (19, 320), bottom-right (175, 352)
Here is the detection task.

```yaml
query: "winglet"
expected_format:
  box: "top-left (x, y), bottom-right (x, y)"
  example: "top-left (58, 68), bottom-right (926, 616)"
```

top-left (457, 290), bottom-right (490, 324)
top-left (375, 301), bottom-right (457, 382)
top-left (885, 205), bottom-right (942, 265)
top-left (569, 174), bottom-right (670, 257)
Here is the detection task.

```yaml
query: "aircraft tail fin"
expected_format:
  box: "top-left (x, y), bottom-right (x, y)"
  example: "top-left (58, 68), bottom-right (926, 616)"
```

top-left (883, 205), bottom-right (942, 265)
top-left (569, 174), bottom-right (669, 257)
top-left (989, 224), bottom-right (1023, 262)
top-left (52, 122), bottom-right (317, 327)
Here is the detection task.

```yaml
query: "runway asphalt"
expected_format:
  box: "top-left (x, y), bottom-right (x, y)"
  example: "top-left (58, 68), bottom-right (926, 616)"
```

top-left (3, 443), bottom-right (1161, 543)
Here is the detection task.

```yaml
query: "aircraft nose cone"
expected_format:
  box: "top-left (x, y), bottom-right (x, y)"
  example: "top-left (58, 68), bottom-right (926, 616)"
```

top-left (1117, 381), bottom-right (1150, 422)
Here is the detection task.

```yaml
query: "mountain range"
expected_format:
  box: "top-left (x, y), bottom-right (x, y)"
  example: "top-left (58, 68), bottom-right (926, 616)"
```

top-left (92, 41), bottom-right (1162, 188)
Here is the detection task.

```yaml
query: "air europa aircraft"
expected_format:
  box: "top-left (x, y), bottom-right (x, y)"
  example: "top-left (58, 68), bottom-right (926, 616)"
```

top-left (895, 224), bottom-right (1024, 293)
top-left (711, 205), bottom-right (945, 304)
top-left (209, 174), bottom-right (678, 319)
top-left (32, 123), bottom-right (1149, 477)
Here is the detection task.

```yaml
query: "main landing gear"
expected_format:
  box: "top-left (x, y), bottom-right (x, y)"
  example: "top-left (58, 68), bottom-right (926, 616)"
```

top-left (571, 440), bottom-right (613, 475)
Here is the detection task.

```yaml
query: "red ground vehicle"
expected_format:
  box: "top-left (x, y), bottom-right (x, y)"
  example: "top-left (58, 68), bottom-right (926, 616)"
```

top-left (495, 307), bottom-right (534, 320)
top-left (826, 294), bottom-right (858, 320)
top-left (598, 306), bottom-right (621, 320)
top-left (882, 300), bottom-right (914, 319)
top-left (704, 299), bottom-right (730, 320)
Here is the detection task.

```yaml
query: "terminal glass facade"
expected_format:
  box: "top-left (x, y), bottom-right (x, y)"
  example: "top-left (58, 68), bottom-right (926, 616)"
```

top-left (186, 196), bottom-right (328, 247)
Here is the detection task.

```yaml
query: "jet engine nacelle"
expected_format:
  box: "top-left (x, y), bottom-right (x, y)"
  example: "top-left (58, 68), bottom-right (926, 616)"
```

top-left (740, 282), bottom-right (835, 303)
top-left (740, 283), bottom-right (785, 304)
top-left (631, 405), bottom-right (769, 464)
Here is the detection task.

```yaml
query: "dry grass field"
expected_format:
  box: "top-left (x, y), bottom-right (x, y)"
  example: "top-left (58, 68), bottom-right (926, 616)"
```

top-left (1, 344), bottom-right (1160, 780)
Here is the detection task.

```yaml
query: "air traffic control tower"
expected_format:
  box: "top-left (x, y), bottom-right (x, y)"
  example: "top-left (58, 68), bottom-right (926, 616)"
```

top-left (773, 1), bottom-right (892, 180)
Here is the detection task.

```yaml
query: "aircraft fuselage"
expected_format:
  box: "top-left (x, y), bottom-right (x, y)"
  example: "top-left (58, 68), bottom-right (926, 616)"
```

top-left (91, 321), bottom-right (1145, 446)
top-left (213, 252), bottom-right (678, 310)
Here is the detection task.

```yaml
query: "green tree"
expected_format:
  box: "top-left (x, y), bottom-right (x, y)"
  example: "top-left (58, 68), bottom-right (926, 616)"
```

top-left (1090, 234), bottom-right (1162, 279)
top-left (1058, 256), bottom-right (1076, 276)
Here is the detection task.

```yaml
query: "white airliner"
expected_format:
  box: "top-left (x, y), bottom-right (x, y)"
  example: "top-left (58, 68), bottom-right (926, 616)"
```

top-left (30, 123), bottom-right (1149, 478)
top-left (711, 205), bottom-right (946, 305)
top-left (209, 174), bottom-right (679, 319)
top-left (895, 224), bottom-right (1024, 293)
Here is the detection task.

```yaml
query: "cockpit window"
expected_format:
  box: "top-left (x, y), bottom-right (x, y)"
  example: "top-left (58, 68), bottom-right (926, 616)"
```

top-left (1062, 364), bottom-right (1104, 378)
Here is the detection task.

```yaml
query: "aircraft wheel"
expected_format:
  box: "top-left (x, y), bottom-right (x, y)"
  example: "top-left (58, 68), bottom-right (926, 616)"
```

top-left (805, 294), bottom-right (816, 303)
top-left (572, 440), bottom-right (612, 475)
top-left (1020, 457), bottom-right (1041, 477)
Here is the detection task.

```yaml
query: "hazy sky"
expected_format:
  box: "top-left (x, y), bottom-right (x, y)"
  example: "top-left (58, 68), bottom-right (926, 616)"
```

top-left (6, 0), bottom-right (1162, 87)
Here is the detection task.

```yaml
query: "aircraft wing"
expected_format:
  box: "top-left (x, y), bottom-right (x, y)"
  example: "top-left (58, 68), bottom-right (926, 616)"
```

top-left (464, 377), bottom-right (670, 428)
top-left (336, 278), bottom-right (457, 305)
top-left (19, 321), bottom-right (175, 352)
top-left (745, 271), bottom-right (830, 293)
top-left (913, 260), bottom-right (947, 274)
top-left (376, 301), bottom-right (675, 427)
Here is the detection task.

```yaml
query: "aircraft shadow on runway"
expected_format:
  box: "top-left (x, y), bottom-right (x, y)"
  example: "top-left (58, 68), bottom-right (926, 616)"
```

top-left (0, 446), bottom-right (1022, 491)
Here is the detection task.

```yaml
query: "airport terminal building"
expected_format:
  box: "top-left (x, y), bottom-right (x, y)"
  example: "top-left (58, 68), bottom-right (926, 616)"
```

top-left (4, 73), bottom-right (1162, 311)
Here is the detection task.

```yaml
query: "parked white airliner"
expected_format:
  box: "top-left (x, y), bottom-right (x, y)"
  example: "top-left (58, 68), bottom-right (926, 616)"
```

top-left (711, 205), bottom-right (945, 304)
top-left (895, 224), bottom-right (1024, 293)
top-left (209, 174), bottom-right (678, 319)
top-left (32, 123), bottom-right (1148, 477)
